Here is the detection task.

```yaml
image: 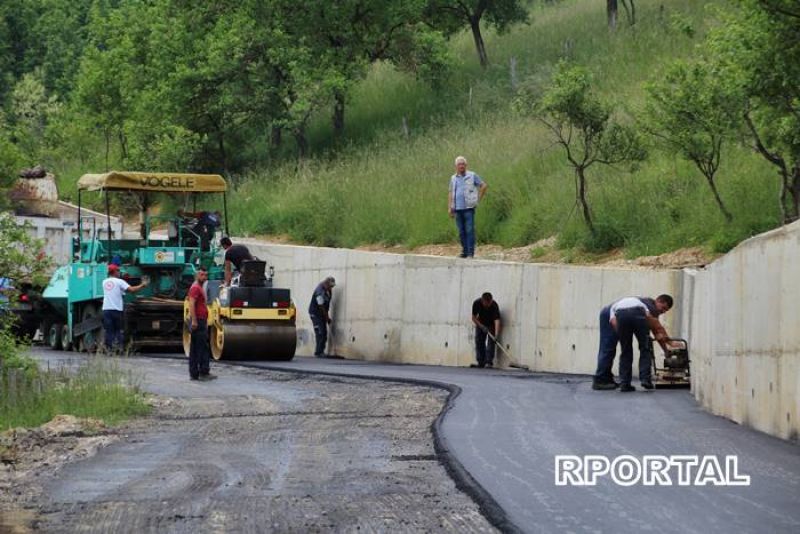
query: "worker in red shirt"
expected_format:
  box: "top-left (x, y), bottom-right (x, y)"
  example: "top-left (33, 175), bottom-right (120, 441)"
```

top-left (187, 266), bottom-right (216, 381)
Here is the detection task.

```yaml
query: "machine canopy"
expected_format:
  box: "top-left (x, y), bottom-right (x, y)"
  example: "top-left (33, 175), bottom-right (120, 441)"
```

top-left (77, 171), bottom-right (227, 193)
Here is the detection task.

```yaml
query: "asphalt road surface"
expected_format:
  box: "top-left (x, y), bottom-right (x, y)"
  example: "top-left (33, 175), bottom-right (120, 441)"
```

top-left (13, 351), bottom-right (495, 533)
top-left (16, 350), bottom-right (800, 534)
top-left (233, 356), bottom-right (800, 534)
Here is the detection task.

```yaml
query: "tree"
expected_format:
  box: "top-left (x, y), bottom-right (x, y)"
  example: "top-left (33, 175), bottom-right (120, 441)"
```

top-left (515, 62), bottom-right (646, 234)
top-left (426, 0), bottom-right (529, 68)
top-left (644, 60), bottom-right (742, 222)
top-left (607, 0), bottom-right (618, 30)
top-left (707, 0), bottom-right (800, 223)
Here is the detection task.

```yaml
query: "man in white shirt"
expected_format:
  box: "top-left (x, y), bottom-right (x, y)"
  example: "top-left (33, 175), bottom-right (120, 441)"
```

top-left (102, 264), bottom-right (148, 352)
top-left (593, 294), bottom-right (673, 392)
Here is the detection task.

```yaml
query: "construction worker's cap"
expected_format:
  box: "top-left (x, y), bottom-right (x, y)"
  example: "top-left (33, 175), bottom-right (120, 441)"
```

top-left (108, 264), bottom-right (120, 273)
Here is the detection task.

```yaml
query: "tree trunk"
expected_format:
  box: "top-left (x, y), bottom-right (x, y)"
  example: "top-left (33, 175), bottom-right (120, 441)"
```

top-left (333, 89), bottom-right (346, 138)
top-left (218, 132), bottom-right (228, 174)
top-left (118, 131), bottom-right (128, 160)
top-left (788, 166), bottom-right (800, 223)
top-left (607, 0), bottom-right (618, 30)
top-left (104, 129), bottom-right (111, 171)
top-left (577, 167), bottom-right (595, 234)
top-left (704, 173), bottom-right (733, 222)
top-left (470, 18), bottom-right (489, 68)
top-left (270, 126), bottom-right (282, 150)
top-left (294, 125), bottom-right (308, 159)
top-left (621, 0), bottom-right (636, 25)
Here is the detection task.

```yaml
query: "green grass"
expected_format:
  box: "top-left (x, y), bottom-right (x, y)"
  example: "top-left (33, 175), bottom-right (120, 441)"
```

top-left (47, 0), bottom-right (780, 258)
top-left (224, 0), bottom-right (781, 256)
top-left (0, 355), bottom-right (150, 430)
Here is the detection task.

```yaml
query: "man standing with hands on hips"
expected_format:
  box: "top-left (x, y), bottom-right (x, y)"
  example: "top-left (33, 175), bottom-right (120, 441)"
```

top-left (448, 156), bottom-right (488, 258)
top-left (187, 266), bottom-right (216, 381)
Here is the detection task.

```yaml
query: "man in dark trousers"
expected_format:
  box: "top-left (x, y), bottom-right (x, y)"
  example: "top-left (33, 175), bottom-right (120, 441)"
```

top-left (101, 264), bottom-right (147, 352)
top-left (187, 267), bottom-right (216, 381)
top-left (220, 237), bottom-right (254, 286)
top-left (471, 292), bottom-right (501, 368)
top-left (309, 276), bottom-right (336, 358)
top-left (593, 294), bottom-right (674, 392)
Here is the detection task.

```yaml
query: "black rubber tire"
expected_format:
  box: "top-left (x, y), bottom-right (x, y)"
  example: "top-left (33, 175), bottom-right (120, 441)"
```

top-left (78, 304), bottom-right (101, 353)
top-left (41, 319), bottom-right (54, 347)
top-left (61, 323), bottom-right (73, 351)
top-left (48, 323), bottom-right (63, 351)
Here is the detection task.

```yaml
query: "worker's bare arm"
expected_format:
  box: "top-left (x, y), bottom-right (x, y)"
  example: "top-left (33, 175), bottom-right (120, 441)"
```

top-left (478, 182), bottom-right (488, 201)
top-left (224, 261), bottom-right (232, 286)
top-left (494, 318), bottom-right (501, 337)
top-left (188, 296), bottom-right (198, 330)
top-left (126, 280), bottom-right (148, 294)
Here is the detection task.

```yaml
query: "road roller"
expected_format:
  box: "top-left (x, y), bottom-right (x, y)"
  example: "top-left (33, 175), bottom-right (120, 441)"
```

top-left (183, 260), bottom-right (297, 360)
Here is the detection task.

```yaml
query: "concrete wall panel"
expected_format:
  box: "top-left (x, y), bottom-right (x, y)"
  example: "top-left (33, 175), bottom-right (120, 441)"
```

top-left (240, 220), bottom-right (800, 441)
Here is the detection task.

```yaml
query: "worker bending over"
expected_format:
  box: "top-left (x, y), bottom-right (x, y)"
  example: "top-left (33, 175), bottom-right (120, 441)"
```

top-left (471, 292), bottom-right (501, 368)
top-left (220, 237), bottom-right (254, 286)
top-left (593, 294), bottom-right (674, 392)
top-left (309, 276), bottom-right (336, 358)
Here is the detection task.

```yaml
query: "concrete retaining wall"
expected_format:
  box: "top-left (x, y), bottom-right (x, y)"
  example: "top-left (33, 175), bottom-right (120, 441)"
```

top-left (243, 221), bottom-right (800, 441)
top-left (241, 239), bottom-right (683, 375)
top-left (688, 221), bottom-right (800, 441)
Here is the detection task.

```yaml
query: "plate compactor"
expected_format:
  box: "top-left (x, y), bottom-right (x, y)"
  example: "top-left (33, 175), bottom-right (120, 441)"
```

top-left (650, 337), bottom-right (691, 388)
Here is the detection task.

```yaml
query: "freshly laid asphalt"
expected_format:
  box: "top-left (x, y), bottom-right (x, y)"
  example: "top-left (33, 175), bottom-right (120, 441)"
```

top-left (227, 356), bottom-right (800, 534)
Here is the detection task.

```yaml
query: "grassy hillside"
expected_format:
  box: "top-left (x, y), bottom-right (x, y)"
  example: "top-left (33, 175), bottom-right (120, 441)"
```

top-left (51, 0), bottom-right (776, 259)
top-left (224, 0), bottom-right (778, 259)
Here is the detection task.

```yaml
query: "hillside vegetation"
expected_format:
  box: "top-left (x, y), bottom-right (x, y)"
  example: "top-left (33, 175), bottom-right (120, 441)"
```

top-left (2, 0), bottom-right (797, 261)
top-left (230, 0), bottom-right (778, 257)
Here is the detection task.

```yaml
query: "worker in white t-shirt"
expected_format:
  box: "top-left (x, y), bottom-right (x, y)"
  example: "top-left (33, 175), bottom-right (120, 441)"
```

top-left (102, 264), bottom-right (148, 352)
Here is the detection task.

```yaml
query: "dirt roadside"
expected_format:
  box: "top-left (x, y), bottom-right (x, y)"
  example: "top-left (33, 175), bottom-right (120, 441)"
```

top-left (1, 354), bottom-right (495, 533)
top-left (259, 234), bottom-right (717, 269)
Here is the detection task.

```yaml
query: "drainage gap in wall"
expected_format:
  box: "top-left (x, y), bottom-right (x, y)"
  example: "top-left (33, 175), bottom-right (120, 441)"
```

top-left (444, 341), bottom-right (448, 348)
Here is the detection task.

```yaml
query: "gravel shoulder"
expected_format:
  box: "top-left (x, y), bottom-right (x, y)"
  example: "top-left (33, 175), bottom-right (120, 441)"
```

top-left (1, 351), bottom-right (496, 533)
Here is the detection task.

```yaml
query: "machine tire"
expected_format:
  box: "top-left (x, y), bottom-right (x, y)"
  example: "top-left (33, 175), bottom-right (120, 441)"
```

top-left (78, 304), bottom-right (101, 353)
top-left (61, 324), bottom-right (73, 351)
top-left (41, 319), bottom-right (54, 348)
top-left (48, 323), bottom-right (63, 351)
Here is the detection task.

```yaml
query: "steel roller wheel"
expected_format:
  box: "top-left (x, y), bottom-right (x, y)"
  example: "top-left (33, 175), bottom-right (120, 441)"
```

top-left (210, 320), bottom-right (296, 361)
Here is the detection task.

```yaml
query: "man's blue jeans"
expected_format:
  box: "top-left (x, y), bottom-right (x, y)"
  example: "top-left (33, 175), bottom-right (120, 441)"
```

top-left (103, 310), bottom-right (124, 350)
top-left (594, 306), bottom-right (618, 383)
top-left (475, 327), bottom-right (496, 366)
top-left (189, 318), bottom-right (211, 379)
top-left (616, 309), bottom-right (652, 385)
top-left (311, 315), bottom-right (328, 356)
top-left (454, 208), bottom-right (476, 257)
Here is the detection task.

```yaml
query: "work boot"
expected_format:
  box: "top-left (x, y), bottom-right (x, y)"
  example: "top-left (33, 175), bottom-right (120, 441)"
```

top-left (199, 373), bottom-right (218, 381)
top-left (619, 384), bottom-right (636, 393)
top-left (486, 362), bottom-right (493, 368)
top-left (592, 380), bottom-right (619, 391)
top-left (640, 381), bottom-right (654, 390)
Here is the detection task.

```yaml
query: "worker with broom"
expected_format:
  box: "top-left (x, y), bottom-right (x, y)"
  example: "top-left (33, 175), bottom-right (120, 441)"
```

top-left (471, 292), bottom-right (501, 368)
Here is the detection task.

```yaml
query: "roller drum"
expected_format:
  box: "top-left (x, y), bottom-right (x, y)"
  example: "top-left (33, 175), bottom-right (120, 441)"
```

top-left (211, 320), bottom-right (296, 361)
